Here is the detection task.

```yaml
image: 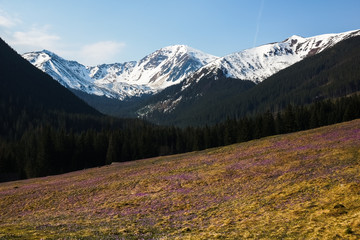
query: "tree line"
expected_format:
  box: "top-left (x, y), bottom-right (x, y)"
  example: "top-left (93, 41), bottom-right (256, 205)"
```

top-left (1, 94), bottom-right (360, 182)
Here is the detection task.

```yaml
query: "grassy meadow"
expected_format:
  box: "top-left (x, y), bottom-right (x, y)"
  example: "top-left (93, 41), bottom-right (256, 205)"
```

top-left (1, 119), bottom-right (360, 239)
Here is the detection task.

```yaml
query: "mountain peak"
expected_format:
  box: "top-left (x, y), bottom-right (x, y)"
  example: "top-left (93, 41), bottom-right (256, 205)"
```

top-left (158, 44), bottom-right (218, 60)
top-left (284, 35), bottom-right (305, 42)
top-left (25, 49), bottom-right (59, 59)
top-left (41, 49), bottom-right (56, 56)
top-left (147, 44), bottom-right (194, 58)
top-left (161, 44), bottom-right (190, 50)
top-left (23, 49), bottom-right (66, 67)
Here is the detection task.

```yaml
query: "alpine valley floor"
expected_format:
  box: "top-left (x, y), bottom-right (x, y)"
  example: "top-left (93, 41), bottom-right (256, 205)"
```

top-left (1, 119), bottom-right (360, 239)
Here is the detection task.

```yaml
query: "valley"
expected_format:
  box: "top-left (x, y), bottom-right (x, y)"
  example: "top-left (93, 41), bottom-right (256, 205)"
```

top-left (1, 2), bottom-right (359, 239)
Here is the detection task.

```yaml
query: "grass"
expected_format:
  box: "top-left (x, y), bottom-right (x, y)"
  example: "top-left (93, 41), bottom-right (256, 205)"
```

top-left (1, 119), bottom-right (360, 239)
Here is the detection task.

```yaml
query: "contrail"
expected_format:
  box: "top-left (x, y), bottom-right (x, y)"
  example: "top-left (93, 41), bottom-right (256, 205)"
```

top-left (253, 0), bottom-right (265, 48)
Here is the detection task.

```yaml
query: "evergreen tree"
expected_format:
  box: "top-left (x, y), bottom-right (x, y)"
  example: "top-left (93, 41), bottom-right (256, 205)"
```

top-left (262, 111), bottom-right (276, 137)
top-left (284, 105), bottom-right (296, 133)
top-left (36, 126), bottom-right (55, 176)
top-left (106, 134), bottom-right (119, 164)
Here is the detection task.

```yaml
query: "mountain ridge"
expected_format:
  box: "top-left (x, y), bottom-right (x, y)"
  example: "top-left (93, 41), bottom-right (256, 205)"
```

top-left (23, 29), bottom-right (360, 101)
top-left (137, 34), bottom-right (360, 126)
top-left (23, 45), bottom-right (218, 100)
top-left (21, 29), bottom-right (360, 125)
top-left (186, 29), bottom-right (360, 85)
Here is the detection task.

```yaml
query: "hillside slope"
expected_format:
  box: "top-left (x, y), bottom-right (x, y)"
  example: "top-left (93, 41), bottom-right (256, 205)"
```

top-left (1, 119), bottom-right (360, 239)
top-left (0, 38), bottom-right (100, 117)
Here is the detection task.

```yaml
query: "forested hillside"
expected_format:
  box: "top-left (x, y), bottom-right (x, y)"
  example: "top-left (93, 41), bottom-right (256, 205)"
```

top-left (2, 91), bottom-right (360, 182)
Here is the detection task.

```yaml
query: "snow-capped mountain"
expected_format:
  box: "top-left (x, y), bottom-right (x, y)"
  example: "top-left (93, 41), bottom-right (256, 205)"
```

top-left (23, 45), bottom-right (218, 100)
top-left (139, 29), bottom-right (360, 117)
top-left (181, 29), bottom-right (360, 89)
top-left (22, 29), bottom-right (360, 121)
top-left (23, 50), bottom-right (152, 99)
top-left (105, 45), bottom-right (218, 89)
top-left (24, 50), bottom-right (94, 90)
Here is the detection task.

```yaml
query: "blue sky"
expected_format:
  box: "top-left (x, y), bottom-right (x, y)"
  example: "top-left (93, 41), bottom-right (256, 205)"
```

top-left (0, 0), bottom-right (359, 65)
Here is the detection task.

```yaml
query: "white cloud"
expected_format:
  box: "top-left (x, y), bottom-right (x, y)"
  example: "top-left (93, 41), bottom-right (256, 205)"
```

top-left (0, 9), bottom-right (60, 53)
top-left (9, 26), bottom-right (61, 52)
top-left (78, 41), bottom-right (126, 66)
top-left (0, 10), bottom-right (20, 28)
top-left (0, 15), bottom-right (16, 28)
top-left (0, 9), bottom-right (125, 65)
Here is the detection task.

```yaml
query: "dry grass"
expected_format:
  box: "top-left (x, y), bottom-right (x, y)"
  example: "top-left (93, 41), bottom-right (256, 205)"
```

top-left (1, 119), bottom-right (360, 239)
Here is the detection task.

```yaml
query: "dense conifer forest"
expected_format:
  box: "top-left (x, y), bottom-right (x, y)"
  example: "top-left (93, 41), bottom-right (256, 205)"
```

top-left (1, 94), bottom-right (360, 182)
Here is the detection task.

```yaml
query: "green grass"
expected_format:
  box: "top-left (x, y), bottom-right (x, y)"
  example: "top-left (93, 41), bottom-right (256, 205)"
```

top-left (1, 119), bottom-right (360, 239)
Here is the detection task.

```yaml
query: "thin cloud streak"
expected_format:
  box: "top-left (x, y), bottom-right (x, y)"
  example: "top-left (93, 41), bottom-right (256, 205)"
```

top-left (253, 0), bottom-right (265, 48)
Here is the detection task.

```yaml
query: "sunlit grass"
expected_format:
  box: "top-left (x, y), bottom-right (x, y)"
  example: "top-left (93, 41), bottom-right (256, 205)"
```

top-left (1, 119), bottom-right (360, 239)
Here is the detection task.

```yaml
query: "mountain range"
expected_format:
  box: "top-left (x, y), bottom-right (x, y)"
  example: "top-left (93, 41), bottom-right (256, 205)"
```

top-left (23, 45), bottom-right (218, 100)
top-left (22, 29), bottom-right (360, 126)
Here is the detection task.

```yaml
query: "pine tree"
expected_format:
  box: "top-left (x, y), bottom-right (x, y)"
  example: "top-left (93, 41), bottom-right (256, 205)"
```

top-left (106, 134), bottom-right (119, 164)
top-left (284, 105), bottom-right (296, 133)
top-left (36, 126), bottom-right (55, 177)
top-left (275, 112), bottom-right (284, 134)
top-left (262, 111), bottom-right (276, 137)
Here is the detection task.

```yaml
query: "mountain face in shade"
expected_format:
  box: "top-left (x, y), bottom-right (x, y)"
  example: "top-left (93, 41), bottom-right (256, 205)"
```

top-left (0, 38), bottom-right (99, 116)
